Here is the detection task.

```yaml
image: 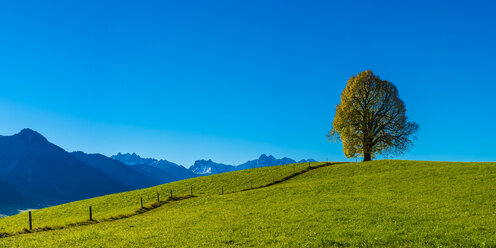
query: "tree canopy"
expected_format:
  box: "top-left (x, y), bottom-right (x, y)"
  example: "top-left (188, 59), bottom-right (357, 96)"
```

top-left (328, 70), bottom-right (419, 161)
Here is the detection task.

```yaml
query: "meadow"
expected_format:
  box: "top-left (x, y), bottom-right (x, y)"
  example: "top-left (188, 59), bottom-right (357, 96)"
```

top-left (0, 162), bottom-right (319, 234)
top-left (1, 160), bottom-right (496, 247)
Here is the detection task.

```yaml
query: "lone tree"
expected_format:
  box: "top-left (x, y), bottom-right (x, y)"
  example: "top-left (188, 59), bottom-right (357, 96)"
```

top-left (328, 70), bottom-right (419, 161)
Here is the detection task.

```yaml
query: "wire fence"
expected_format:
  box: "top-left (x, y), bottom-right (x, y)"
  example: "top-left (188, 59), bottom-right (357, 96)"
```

top-left (4, 162), bottom-right (334, 237)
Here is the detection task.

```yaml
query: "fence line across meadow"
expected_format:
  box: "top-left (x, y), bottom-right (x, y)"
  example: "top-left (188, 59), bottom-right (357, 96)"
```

top-left (2, 161), bottom-right (335, 238)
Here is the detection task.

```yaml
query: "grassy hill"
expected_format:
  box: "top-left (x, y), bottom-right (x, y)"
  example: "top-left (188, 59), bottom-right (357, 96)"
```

top-left (1, 160), bottom-right (496, 247)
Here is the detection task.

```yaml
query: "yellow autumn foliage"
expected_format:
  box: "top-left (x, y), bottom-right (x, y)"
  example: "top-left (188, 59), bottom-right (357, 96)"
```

top-left (328, 70), bottom-right (418, 161)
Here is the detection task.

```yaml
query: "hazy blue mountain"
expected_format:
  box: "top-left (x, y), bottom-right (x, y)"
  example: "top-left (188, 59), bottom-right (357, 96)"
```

top-left (236, 154), bottom-right (296, 170)
top-left (0, 129), bottom-right (128, 210)
top-left (71, 151), bottom-right (159, 189)
top-left (0, 179), bottom-right (25, 216)
top-left (110, 152), bottom-right (156, 166)
top-left (0, 178), bottom-right (23, 206)
top-left (149, 161), bottom-right (196, 180)
top-left (189, 154), bottom-right (313, 175)
top-left (189, 159), bottom-right (236, 175)
top-left (112, 153), bottom-right (315, 177)
top-left (111, 153), bottom-right (196, 180)
top-left (298, 159), bottom-right (317, 163)
top-left (127, 164), bottom-right (178, 184)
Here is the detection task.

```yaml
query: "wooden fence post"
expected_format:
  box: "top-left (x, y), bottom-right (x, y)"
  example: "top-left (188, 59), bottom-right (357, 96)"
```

top-left (157, 192), bottom-right (160, 203)
top-left (140, 197), bottom-right (143, 208)
top-left (28, 211), bottom-right (32, 230)
top-left (221, 186), bottom-right (224, 195)
top-left (89, 206), bottom-right (93, 221)
top-left (170, 190), bottom-right (172, 198)
top-left (190, 186), bottom-right (193, 196)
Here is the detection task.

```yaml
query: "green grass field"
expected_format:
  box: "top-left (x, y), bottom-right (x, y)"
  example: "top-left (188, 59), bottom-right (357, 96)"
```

top-left (1, 160), bottom-right (496, 247)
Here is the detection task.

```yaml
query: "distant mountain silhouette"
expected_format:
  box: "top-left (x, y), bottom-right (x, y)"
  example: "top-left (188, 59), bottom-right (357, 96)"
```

top-left (188, 154), bottom-right (315, 175)
top-left (0, 179), bottom-right (24, 216)
top-left (0, 178), bottom-right (23, 206)
top-left (298, 159), bottom-right (317, 163)
top-left (71, 151), bottom-right (159, 189)
top-left (237, 154), bottom-right (296, 170)
top-left (126, 164), bottom-right (178, 184)
top-left (111, 152), bottom-right (157, 166)
top-left (111, 153), bottom-right (196, 180)
top-left (0, 129), bottom-right (128, 212)
top-left (112, 153), bottom-right (311, 177)
top-left (189, 159), bottom-right (236, 175)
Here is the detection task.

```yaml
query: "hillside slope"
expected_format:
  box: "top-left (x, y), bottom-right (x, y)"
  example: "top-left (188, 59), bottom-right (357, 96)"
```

top-left (0, 161), bottom-right (314, 233)
top-left (70, 151), bottom-right (159, 189)
top-left (111, 152), bottom-right (196, 180)
top-left (0, 179), bottom-right (23, 214)
top-left (1, 160), bottom-right (496, 247)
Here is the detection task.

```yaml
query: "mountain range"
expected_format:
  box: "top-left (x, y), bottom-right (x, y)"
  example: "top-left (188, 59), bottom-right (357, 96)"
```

top-left (0, 129), bottom-right (128, 215)
top-left (111, 152), bottom-right (196, 181)
top-left (0, 129), bottom-right (315, 216)
top-left (188, 154), bottom-right (316, 175)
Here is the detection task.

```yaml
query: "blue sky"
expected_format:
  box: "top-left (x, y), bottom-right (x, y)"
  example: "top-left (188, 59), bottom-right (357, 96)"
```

top-left (0, 0), bottom-right (495, 166)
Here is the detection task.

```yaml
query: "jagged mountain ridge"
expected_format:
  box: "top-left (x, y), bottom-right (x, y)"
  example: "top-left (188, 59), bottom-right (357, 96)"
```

top-left (237, 154), bottom-right (296, 170)
top-left (189, 154), bottom-right (317, 175)
top-left (113, 153), bottom-right (316, 176)
top-left (189, 159), bottom-right (236, 175)
top-left (111, 152), bottom-right (196, 180)
top-left (71, 151), bottom-right (160, 189)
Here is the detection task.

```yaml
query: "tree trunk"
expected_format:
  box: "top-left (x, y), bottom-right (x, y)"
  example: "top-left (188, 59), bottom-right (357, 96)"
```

top-left (363, 152), bottom-right (371, 161)
top-left (362, 137), bottom-right (373, 161)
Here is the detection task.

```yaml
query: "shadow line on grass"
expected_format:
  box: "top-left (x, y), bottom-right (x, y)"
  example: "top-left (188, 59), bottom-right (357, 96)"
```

top-left (236, 162), bottom-right (341, 193)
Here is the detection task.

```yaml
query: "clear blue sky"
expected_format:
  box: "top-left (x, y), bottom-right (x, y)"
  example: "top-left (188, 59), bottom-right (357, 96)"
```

top-left (0, 0), bottom-right (495, 166)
